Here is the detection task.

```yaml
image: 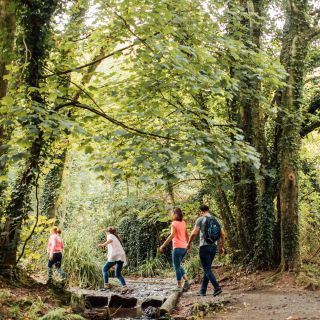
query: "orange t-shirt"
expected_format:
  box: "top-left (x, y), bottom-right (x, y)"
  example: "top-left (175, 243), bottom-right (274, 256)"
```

top-left (172, 220), bottom-right (188, 249)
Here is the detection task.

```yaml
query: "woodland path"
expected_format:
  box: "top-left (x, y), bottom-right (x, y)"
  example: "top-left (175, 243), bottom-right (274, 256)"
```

top-left (174, 269), bottom-right (320, 320)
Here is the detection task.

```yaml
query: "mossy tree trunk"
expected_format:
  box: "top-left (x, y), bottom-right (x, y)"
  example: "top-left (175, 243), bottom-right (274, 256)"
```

top-left (0, 0), bottom-right (16, 210)
top-left (229, 0), bottom-right (277, 266)
top-left (0, 0), bottom-right (58, 268)
top-left (277, 0), bottom-right (311, 271)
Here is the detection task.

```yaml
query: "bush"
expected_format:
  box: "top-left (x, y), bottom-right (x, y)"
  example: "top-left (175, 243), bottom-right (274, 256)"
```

top-left (115, 199), bottom-right (169, 270)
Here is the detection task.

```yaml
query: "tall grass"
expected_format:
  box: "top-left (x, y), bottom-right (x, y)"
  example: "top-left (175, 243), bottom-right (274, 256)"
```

top-left (62, 227), bottom-right (104, 288)
top-left (136, 254), bottom-right (170, 278)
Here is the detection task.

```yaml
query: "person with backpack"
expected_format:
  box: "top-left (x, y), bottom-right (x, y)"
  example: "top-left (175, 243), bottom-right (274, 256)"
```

top-left (97, 226), bottom-right (129, 294)
top-left (187, 204), bottom-right (225, 296)
top-left (159, 207), bottom-right (190, 291)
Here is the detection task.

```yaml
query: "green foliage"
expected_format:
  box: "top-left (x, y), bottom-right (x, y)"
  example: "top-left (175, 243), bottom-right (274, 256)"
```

top-left (62, 227), bottom-right (103, 288)
top-left (137, 254), bottom-right (169, 277)
top-left (18, 214), bottom-right (55, 272)
top-left (299, 134), bottom-right (320, 259)
top-left (40, 308), bottom-right (85, 320)
top-left (184, 251), bottom-right (201, 280)
top-left (116, 200), bottom-right (169, 270)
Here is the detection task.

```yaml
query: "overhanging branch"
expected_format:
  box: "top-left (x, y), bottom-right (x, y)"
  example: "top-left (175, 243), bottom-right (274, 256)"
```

top-left (43, 43), bottom-right (136, 78)
top-left (55, 100), bottom-right (180, 141)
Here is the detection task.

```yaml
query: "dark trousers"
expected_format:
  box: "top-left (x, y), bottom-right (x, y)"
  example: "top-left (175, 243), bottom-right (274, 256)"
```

top-left (48, 252), bottom-right (65, 279)
top-left (199, 245), bottom-right (220, 293)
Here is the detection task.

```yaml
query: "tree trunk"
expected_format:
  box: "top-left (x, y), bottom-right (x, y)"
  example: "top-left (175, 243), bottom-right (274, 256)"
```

top-left (0, 0), bottom-right (16, 210)
top-left (278, 0), bottom-right (310, 271)
top-left (40, 149), bottom-right (67, 218)
top-left (214, 176), bottom-right (239, 252)
top-left (231, 0), bottom-right (272, 263)
top-left (0, 0), bottom-right (15, 98)
top-left (0, 0), bottom-right (58, 268)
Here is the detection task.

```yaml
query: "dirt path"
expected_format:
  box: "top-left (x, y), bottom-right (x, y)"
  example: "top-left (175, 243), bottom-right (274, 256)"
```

top-left (176, 288), bottom-right (320, 320)
top-left (174, 269), bottom-right (320, 320)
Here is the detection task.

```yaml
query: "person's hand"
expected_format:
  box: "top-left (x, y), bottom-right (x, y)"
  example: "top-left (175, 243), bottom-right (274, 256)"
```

top-left (49, 254), bottom-right (53, 261)
top-left (187, 243), bottom-right (191, 251)
top-left (159, 245), bottom-right (165, 253)
top-left (220, 246), bottom-right (225, 256)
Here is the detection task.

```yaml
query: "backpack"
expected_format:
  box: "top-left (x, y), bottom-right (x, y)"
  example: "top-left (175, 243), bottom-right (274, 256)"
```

top-left (203, 216), bottom-right (221, 244)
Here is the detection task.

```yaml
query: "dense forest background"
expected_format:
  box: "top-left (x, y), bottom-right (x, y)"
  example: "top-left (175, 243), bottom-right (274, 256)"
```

top-left (0, 0), bottom-right (320, 288)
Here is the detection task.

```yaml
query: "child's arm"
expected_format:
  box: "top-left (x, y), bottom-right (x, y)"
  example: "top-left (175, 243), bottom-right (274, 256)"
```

top-left (97, 239), bottom-right (112, 248)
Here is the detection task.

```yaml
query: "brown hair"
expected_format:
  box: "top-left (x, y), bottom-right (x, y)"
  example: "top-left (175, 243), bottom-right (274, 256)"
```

top-left (51, 226), bottom-right (59, 233)
top-left (106, 226), bottom-right (122, 243)
top-left (172, 207), bottom-right (183, 221)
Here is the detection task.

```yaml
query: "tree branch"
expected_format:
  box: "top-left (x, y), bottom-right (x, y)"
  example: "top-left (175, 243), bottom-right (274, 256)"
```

top-left (55, 99), bottom-right (180, 141)
top-left (107, 5), bottom-right (154, 52)
top-left (171, 178), bottom-right (207, 187)
top-left (300, 120), bottom-right (320, 137)
top-left (308, 27), bottom-right (320, 40)
top-left (300, 96), bottom-right (320, 137)
top-left (43, 43), bottom-right (136, 78)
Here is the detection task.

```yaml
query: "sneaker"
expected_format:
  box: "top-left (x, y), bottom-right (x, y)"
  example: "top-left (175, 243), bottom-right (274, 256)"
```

top-left (213, 287), bottom-right (222, 296)
top-left (121, 287), bottom-right (130, 295)
top-left (196, 292), bottom-right (206, 296)
top-left (183, 281), bottom-right (191, 292)
top-left (99, 284), bottom-right (111, 291)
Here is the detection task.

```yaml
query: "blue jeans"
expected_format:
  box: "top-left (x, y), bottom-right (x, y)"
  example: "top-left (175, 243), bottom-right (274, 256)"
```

top-left (102, 261), bottom-right (126, 286)
top-left (172, 248), bottom-right (187, 281)
top-left (199, 245), bottom-right (220, 293)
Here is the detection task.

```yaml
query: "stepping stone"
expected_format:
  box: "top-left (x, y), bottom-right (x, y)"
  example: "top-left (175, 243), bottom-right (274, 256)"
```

top-left (141, 297), bottom-right (166, 310)
top-left (108, 294), bottom-right (137, 308)
top-left (84, 295), bottom-right (109, 308)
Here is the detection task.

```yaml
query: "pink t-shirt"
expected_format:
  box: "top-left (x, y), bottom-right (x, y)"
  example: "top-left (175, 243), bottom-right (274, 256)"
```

top-left (47, 234), bottom-right (64, 254)
top-left (172, 221), bottom-right (188, 249)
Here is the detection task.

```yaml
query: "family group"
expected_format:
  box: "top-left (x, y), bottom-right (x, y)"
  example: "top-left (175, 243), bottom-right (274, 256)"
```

top-left (47, 204), bottom-right (225, 297)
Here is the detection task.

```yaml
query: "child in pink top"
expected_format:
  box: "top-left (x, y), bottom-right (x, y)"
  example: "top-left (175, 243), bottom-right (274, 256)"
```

top-left (160, 207), bottom-right (190, 291)
top-left (47, 227), bottom-right (66, 283)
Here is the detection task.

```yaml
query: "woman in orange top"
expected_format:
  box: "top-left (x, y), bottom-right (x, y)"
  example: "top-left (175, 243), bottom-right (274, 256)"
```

top-left (160, 207), bottom-right (190, 290)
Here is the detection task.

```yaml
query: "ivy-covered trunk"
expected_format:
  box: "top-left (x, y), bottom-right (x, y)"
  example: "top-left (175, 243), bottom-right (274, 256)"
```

top-left (0, 0), bottom-right (16, 210)
top-left (231, 0), bottom-right (275, 265)
top-left (0, 0), bottom-right (58, 269)
top-left (277, 0), bottom-right (310, 271)
top-left (0, 0), bottom-right (15, 98)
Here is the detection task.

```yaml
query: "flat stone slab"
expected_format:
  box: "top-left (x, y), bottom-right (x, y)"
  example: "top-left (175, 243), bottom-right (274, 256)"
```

top-left (141, 297), bottom-right (166, 310)
top-left (84, 295), bottom-right (109, 308)
top-left (108, 294), bottom-right (137, 308)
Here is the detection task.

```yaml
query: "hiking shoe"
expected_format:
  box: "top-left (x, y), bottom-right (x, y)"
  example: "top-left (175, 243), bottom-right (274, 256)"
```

top-left (196, 292), bottom-right (206, 296)
top-left (183, 281), bottom-right (191, 292)
top-left (213, 287), bottom-right (222, 296)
